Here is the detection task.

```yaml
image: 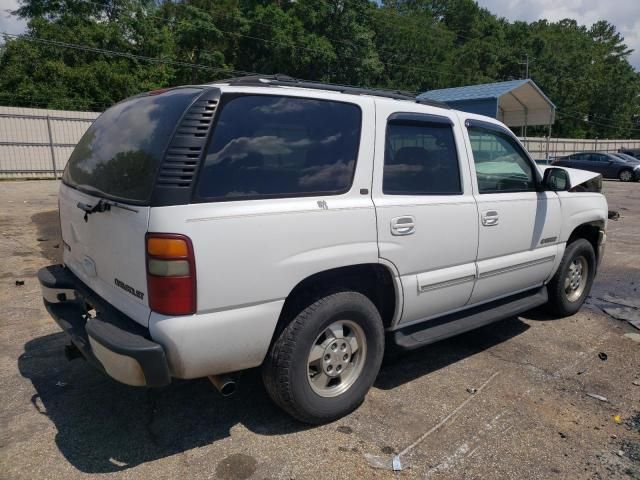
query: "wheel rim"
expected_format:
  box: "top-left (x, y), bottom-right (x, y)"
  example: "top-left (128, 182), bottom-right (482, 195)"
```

top-left (564, 255), bottom-right (588, 302)
top-left (307, 320), bottom-right (367, 398)
top-left (620, 170), bottom-right (632, 181)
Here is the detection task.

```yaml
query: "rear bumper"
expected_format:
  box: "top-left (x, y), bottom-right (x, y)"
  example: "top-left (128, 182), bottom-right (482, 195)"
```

top-left (38, 265), bottom-right (170, 387)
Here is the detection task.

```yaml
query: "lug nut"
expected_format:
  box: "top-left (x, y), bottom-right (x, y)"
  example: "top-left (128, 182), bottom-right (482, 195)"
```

top-left (343, 354), bottom-right (348, 361)
top-left (327, 365), bottom-right (333, 372)
top-left (331, 343), bottom-right (337, 351)
top-left (324, 354), bottom-right (330, 361)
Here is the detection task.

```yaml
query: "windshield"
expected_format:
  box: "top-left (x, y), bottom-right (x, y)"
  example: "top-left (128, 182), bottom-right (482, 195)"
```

top-left (63, 87), bottom-right (202, 203)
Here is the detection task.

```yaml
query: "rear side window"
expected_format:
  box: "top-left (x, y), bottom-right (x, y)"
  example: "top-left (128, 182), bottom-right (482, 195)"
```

top-left (383, 120), bottom-right (461, 195)
top-left (196, 95), bottom-right (361, 200)
top-left (63, 88), bottom-right (202, 203)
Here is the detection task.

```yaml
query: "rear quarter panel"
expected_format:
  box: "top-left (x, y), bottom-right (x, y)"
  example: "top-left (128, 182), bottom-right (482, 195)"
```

top-left (147, 93), bottom-right (379, 315)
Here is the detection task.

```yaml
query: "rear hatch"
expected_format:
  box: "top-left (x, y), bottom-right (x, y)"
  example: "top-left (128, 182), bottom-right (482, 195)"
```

top-left (59, 87), bottom-right (205, 326)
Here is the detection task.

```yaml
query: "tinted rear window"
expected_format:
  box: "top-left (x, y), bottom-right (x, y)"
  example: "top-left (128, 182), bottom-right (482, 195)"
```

top-left (63, 88), bottom-right (202, 203)
top-left (383, 121), bottom-right (461, 195)
top-left (196, 95), bottom-right (361, 200)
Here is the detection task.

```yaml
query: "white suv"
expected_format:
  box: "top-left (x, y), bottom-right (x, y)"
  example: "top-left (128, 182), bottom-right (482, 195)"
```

top-left (38, 75), bottom-right (608, 423)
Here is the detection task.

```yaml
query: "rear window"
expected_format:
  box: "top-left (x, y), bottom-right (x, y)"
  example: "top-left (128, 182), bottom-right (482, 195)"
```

top-left (196, 95), bottom-right (361, 200)
top-left (63, 88), bottom-right (202, 203)
top-left (383, 121), bottom-right (461, 195)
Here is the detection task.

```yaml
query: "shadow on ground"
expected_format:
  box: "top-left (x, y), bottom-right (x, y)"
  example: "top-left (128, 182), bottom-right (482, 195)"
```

top-left (19, 332), bottom-right (307, 473)
top-left (376, 316), bottom-right (530, 389)
top-left (19, 316), bottom-right (530, 473)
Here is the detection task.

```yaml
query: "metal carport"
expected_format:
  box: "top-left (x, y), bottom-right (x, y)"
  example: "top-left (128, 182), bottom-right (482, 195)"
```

top-left (417, 79), bottom-right (556, 137)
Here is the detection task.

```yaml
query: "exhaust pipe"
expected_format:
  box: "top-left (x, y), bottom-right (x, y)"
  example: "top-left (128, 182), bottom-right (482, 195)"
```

top-left (208, 374), bottom-right (237, 397)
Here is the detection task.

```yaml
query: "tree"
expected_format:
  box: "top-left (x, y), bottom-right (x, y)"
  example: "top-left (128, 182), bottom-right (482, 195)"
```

top-left (0, 0), bottom-right (638, 138)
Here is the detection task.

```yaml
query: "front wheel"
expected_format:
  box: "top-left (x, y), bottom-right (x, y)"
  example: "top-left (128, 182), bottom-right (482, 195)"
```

top-left (547, 238), bottom-right (596, 317)
top-left (619, 169), bottom-right (634, 182)
top-left (263, 291), bottom-right (384, 424)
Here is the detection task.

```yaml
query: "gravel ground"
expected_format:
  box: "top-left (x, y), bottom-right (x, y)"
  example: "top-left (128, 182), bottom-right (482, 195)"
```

top-left (0, 180), bottom-right (639, 480)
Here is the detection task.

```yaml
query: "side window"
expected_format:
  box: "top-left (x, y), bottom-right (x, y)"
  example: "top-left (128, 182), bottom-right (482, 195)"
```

top-left (468, 127), bottom-right (535, 194)
top-left (196, 95), bottom-right (361, 200)
top-left (383, 119), bottom-right (461, 195)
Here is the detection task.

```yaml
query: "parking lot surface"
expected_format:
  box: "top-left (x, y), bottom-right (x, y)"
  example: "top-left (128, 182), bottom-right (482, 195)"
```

top-left (1, 180), bottom-right (639, 479)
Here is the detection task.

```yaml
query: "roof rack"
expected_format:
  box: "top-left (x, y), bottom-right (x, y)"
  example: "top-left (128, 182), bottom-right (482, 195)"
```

top-left (220, 74), bottom-right (450, 109)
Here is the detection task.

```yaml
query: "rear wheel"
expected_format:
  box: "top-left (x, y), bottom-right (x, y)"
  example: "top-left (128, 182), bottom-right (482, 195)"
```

top-left (619, 169), bottom-right (634, 182)
top-left (547, 238), bottom-right (596, 317)
top-left (263, 291), bottom-right (384, 424)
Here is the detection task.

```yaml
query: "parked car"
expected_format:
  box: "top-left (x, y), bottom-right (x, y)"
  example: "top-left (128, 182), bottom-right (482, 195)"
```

top-left (553, 151), bottom-right (640, 182)
top-left (618, 148), bottom-right (640, 159)
top-left (38, 76), bottom-right (608, 424)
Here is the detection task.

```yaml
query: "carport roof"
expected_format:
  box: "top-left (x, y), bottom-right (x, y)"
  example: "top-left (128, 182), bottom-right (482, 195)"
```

top-left (417, 79), bottom-right (555, 127)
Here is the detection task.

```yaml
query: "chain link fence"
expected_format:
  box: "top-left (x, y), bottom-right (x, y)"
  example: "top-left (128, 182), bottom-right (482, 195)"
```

top-left (1, 105), bottom-right (640, 179)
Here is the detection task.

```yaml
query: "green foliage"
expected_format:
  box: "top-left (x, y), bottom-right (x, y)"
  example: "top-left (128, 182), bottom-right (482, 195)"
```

top-left (0, 0), bottom-right (638, 138)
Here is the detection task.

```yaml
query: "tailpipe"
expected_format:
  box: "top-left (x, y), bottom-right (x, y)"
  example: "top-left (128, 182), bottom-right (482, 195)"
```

top-left (208, 374), bottom-right (237, 397)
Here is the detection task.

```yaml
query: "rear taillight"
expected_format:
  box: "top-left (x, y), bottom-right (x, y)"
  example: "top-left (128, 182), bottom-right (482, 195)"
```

top-left (146, 233), bottom-right (196, 315)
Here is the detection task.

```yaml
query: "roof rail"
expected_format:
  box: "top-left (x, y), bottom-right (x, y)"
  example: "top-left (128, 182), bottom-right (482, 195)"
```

top-left (220, 74), bottom-right (450, 109)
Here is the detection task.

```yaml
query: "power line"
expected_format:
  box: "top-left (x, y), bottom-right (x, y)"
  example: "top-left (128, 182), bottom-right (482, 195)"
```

top-left (556, 110), bottom-right (640, 132)
top-left (0, 31), bottom-right (259, 77)
top-left (68, 0), bottom-right (509, 83)
top-left (0, 31), bottom-right (423, 97)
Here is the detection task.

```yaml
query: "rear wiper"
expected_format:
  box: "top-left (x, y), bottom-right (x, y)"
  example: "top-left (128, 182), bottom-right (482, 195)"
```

top-left (77, 199), bottom-right (138, 222)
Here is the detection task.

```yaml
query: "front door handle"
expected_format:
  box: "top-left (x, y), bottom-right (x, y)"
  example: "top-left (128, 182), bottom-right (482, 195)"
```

top-left (391, 216), bottom-right (415, 236)
top-left (481, 210), bottom-right (499, 226)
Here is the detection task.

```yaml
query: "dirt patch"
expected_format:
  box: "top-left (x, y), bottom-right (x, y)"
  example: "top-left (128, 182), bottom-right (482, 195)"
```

top-left (30, 210), bottom-right (62, 263)
top-left (215, 454), bottom-right (257, 480)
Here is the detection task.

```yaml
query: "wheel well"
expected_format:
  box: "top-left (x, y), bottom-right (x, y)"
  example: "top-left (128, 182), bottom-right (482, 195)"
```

top-left (567, 222), bottom-right (602, 260)
top-left (274, 264), bottom-right (397, 339)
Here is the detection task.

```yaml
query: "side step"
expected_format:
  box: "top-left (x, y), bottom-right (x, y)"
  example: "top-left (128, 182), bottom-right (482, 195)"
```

top-left (392, 287), bottom-right (548, 350)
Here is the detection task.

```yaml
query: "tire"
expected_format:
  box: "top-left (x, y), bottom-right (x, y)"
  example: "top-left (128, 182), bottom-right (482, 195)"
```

top-left (547, 238), bottom-right (596, 317)
top-left (618, 169), bottom-right (634, 182)
top-left (263, 291), bottom-right (384, 424)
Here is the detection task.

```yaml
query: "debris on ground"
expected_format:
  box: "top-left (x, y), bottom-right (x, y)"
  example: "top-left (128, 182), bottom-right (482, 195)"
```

top-left (15, 280), bottom-right (24, 286)
top-left (559, 432), bottom-right (568, 439)
top-left (598, 352), bottom-right (608, 361)
top-left (466, 387), bottom-right (477, 394)
top-left (633, 380), bottom-right (640, 387)
top-left (602, 306), bottom-right (640, 329)
top-left (624, 333), bottom-right (640, 343)
top-left (613, 415), bottom-right (622, 424)
top-left (602, 294), bottom-right (640, 309)
top-left (586, 393), bottom-right (608, 402)
top-left (608, 210), bottom-right (620, 220)
top-left (36, 237), bottom-right (48, 242)
top-left (55, 381), bottom-right (67, 388)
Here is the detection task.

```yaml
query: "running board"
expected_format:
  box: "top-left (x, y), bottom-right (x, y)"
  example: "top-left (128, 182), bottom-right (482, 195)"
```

top-left (392, 287), bottom-right (548, 350)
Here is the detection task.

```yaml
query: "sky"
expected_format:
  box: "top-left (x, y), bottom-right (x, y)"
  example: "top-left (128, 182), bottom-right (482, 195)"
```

top-left (1, 0), bottom-right (639, 70)
top-left (476, 0), bottom-right (640, 70)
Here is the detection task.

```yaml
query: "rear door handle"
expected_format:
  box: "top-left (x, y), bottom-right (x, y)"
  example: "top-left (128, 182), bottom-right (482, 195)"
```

top-left (481, 210), bottom-right (499, 226)
top-left (391, 216), bottom-right (415, 236)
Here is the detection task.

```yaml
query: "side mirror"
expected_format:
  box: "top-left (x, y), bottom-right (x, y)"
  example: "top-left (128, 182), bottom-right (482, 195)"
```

top-left (542, 167), bottom-right (570, 191)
